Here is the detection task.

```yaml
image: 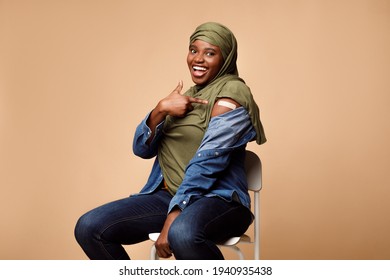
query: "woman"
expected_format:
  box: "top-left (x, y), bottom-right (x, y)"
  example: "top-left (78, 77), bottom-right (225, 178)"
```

top-left (75, 22), bottom-right (266, 260)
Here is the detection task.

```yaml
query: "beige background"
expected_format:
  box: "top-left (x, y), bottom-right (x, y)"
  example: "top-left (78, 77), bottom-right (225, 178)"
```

top-left (1, 0), bottom-right (389, 260)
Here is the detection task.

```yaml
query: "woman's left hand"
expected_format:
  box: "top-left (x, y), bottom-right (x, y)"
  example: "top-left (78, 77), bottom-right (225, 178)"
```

top-left (155, 208), bottom-right (181, 258)
top-left (154, 231), bottom-right (172, 258)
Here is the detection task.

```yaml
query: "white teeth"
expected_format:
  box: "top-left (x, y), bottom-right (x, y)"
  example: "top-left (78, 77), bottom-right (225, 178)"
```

top-left (193, 66), bottom-right (207, 71)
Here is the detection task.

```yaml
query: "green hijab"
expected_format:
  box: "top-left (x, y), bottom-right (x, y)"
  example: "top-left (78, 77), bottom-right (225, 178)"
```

top-left (158, 22), bottom-right (266, 194)
top-left (190, 22), bottom-right (239, 78)
top-left (188, 22), bottom-right (266, 145)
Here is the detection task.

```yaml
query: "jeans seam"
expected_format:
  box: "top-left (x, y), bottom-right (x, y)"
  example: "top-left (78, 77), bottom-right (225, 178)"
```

top-left (96, 212), bottom-right (167, 259)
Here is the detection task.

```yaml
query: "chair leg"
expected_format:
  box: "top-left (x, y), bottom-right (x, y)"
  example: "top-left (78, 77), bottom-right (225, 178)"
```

top-left (222, 245), bottom-right (245, 260)
top-left (150, 244), bottom-right (159, 260)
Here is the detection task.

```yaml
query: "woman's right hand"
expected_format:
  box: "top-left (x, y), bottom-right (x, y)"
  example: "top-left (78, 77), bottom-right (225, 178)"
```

top-left (146, 81), bottom-right (208, 145)
top-left (157, 80), bottom-right (208, 118)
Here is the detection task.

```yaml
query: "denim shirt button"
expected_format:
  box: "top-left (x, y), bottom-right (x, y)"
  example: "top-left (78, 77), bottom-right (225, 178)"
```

top-left (182, 201), bottom-right (187, 205)
top-left (215, 152), bottom-right (219, 156)
top-left (198, 153), bottom-right (201, 157)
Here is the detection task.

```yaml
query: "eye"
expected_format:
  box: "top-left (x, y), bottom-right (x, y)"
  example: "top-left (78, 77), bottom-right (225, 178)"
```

top-left (206, 52), bottom-right (215, 56)
top-left (189, 49), bottom-right (196, 54)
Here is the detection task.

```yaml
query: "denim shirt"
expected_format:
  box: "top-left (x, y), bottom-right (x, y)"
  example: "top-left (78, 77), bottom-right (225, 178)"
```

top-left (132, 107), bottom-right (257, 213)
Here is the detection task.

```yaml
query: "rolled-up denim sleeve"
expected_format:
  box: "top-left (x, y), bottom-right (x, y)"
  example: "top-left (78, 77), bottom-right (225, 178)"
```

top-left (132, 111), bottom-right (165, 159)
top-left (168, 107), bottom-right (256, 213)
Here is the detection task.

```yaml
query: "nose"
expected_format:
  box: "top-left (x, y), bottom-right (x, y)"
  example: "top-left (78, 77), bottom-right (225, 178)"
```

top-left (194, 53), bottom-right (204, 63)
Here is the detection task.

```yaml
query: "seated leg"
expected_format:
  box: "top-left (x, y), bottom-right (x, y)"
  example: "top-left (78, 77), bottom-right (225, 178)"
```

top-left (168, 196), bottom-right (252, 260)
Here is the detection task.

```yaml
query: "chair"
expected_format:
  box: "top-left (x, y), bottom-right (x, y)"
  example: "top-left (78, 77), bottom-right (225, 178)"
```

top-left (148, 150), bottom-right (262, 260)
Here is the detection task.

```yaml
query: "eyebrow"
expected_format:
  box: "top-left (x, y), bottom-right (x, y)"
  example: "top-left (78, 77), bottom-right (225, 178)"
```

top-left (189, 44), bottom-right (218, 52)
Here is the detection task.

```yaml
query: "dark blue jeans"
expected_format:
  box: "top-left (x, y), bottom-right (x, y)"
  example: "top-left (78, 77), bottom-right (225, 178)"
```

top-left (74, 189), bottom-right (253, 260)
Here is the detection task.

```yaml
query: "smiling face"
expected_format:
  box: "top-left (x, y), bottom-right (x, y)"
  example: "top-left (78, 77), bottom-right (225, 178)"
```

top-left (187, 40), bottom-right (224, 86)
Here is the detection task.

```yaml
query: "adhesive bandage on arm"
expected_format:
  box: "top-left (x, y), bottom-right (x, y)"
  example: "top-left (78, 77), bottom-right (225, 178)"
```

top-left (217, 100), bottom-right (237, 110)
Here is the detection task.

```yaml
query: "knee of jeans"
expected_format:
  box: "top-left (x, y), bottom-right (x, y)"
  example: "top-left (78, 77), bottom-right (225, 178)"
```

top-left (74, 212), bottom-right (99, 243)
top-left (168, 220), bottom-right (198, 250)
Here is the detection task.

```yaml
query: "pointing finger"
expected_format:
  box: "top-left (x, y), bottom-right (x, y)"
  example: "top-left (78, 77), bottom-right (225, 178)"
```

top-left (189, 97), bottom-right (208, 105)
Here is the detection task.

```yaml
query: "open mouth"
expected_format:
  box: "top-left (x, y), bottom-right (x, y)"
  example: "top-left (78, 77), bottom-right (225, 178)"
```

top-left (192, 65), bottom-right (207, 77)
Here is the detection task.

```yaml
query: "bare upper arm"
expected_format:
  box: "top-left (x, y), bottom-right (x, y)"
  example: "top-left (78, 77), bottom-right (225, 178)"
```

top-left (211, 98), bottom-right (241, 117)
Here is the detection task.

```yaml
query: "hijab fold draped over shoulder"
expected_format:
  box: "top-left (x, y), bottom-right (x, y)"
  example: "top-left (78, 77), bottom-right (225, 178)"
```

top-left (158, 22), bottom-right (266, 192)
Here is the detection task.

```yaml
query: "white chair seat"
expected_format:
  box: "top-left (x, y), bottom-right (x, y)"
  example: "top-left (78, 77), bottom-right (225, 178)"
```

top-left (149, 233), bottom-right (251, 246)
top-left (148, 232), bottom-right (160, 242)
